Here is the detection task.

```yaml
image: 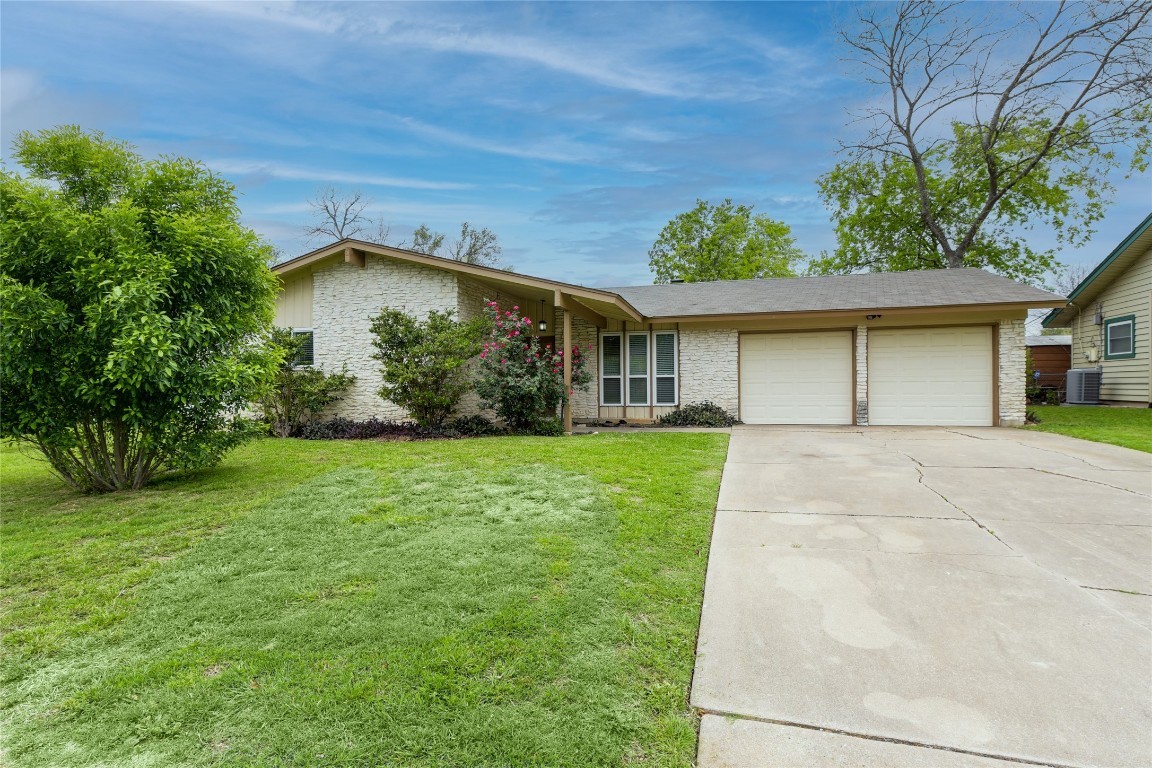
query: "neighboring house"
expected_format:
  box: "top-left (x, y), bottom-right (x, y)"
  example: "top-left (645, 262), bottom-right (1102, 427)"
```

top-left (272, 240), bottom-right (1062, 429)
top-left (1043, 213), bottom-right (1152, 406)
top-left (1026, 335), bottom-right (1072, 392)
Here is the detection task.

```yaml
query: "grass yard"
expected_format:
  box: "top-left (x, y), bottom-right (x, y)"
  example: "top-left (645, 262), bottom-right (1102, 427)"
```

top-left (0, 432), bottom-right (728, 767)
top-left (1026, 405), bottom-right (1152, 453)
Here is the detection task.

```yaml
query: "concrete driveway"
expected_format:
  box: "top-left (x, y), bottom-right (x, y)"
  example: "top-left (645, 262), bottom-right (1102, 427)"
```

top-left (693, 425), bottom-right (1151, 768)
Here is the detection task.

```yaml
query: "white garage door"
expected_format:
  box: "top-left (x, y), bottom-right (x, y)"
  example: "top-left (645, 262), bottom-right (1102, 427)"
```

top-left (868, 327), bottom-right (993, 426)
top-left (740, 332), bottom-right (853, 424)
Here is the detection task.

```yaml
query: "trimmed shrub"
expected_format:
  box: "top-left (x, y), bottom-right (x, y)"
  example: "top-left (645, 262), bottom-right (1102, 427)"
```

top-left (657, 401), bottom-right (741, 427)
top-left (297, 416), bottom-right (506, 441)
top-left (260, 328), bottom-right (355, 437)
top-left (529, 418), bottom-right (565, 437)
top-left (370, 308), bottom-right (485, 428)
top-left (448, 415), bottom-right (505, 436)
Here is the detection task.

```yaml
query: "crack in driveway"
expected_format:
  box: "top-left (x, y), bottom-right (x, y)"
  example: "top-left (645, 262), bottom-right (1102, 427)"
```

top-left (696, 709), bottom-right (1083, 768)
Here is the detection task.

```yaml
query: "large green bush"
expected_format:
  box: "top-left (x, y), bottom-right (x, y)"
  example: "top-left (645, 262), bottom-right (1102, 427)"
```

top-left (0, 126), bottom-right (280, 491)
top-left (260, 328), bottom-right (356, 437)
top-left (369, 307), bottom-right (484, 427)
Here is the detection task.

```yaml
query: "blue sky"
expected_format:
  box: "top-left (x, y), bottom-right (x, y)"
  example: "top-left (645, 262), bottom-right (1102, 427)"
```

top-left (2, 1), bottom-right (1148, 287)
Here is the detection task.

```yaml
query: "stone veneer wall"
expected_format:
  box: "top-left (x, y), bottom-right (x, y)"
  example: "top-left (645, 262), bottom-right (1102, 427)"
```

top-left (312, 255), bottom-right (458, 420)
top-left (454, 276), bottom-right (496, 418)
top-left (556, 309), bottom-right (599, 421)
top-left (678, 328), bottom-right (740, 417)
top-left (854, 326), bottom-right (869, 425)
top-left (456, 276), bottom-right (488, 323)
top-left (998, 318), bottom-right (1027, 426)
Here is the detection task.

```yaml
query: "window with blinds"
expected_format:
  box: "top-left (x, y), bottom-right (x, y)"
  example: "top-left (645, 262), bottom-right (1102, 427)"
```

top-left (599, 331), bottom-right (678, 407)
top-left (653, 331), bottom-right (677, 405)
top-left (291, 328), bottom-right (314, 366)
top-left (600, 333), bottom-right (623, 405)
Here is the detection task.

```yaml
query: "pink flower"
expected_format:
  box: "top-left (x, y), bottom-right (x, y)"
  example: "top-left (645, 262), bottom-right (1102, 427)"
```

top-left (479, 352), bottom-right (487, 358)
top-left (501, 359), bottom-right (507, 365)
top-left (513, 305), bottom-right (519, 310)
top-left (522, 317), bottom-right (531, 325)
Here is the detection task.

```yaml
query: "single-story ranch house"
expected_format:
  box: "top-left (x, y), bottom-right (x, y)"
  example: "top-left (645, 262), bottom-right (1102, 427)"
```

top-left (272, 239), bottom-right (1064, 430)
top-left (1043, 212), bottom-right (1152, 406)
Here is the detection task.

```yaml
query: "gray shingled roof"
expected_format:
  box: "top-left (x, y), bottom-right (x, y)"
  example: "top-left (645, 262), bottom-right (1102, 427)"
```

top-left (611, 268), bottom-right (1063, 318)
top-left (1026, 335), bottom-right (1072, 346)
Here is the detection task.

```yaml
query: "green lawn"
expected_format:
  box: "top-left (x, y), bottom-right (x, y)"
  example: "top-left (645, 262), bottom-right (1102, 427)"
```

top-left (1026, 405), bottom-right (1152, 453)
top-left (0, 433), bottom-right (728, 767)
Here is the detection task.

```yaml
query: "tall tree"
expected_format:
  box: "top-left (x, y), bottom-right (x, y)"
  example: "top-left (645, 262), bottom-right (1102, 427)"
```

top-left (406, 223), bottom-right (446, 256)
top-left (304, 186), bottom-right (391, 244)
top-left (406, 222), bottom-right (507, 269)
top-left (648, 199), bottom-right (802, 283)
top-left (446, 222), bottom-right (503, 267)
top-left (816, 1), bottom-right (1151, 283)
top-left (0, 126), bottom-right (280, 491)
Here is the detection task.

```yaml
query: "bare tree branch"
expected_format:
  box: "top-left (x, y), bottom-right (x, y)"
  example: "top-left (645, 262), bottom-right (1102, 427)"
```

top-left (836, 0), bottom-right (1151, 269)
top-left (303, 187), bottom-right (391, 244)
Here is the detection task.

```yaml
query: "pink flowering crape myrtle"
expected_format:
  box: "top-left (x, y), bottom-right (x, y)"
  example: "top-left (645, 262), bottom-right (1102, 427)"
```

top-left (474, 301), bottom-right (592, 432)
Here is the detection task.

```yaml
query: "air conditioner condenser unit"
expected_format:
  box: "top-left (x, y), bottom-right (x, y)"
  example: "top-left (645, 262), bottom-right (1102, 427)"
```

top-left (1065, 368), bottom-right (1101, 405)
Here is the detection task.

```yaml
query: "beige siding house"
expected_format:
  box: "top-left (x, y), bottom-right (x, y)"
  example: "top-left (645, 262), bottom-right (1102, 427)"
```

top-left (1044, 213), bottom-right (1152, 405)
top-left (273, 240), bottom-right (1063, 429)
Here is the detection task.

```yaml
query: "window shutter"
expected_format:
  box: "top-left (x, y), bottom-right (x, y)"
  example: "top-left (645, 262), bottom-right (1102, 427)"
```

top-left (291, 330), bottom-right (314, 366)
top-left (654, 331), bottom-right (677, 405)
top-left (627, 333), bottom-right (649, 405)
top-left (600, 334), bottom-right (623, 405)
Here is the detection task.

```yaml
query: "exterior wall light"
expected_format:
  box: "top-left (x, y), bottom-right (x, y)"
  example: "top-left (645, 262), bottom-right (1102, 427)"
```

top-left (538, 299), bottom-right (548, 333)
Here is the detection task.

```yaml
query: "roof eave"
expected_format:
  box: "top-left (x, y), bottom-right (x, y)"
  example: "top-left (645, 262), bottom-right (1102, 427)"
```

top-left (1064, 212), bottom-right (1152, 303)
top-left (273, 238), bottom-right (643, 322)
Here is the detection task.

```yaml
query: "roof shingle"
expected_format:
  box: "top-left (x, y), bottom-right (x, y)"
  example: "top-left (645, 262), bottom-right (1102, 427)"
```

top-left (611, 268), bottom-right (1063, 318)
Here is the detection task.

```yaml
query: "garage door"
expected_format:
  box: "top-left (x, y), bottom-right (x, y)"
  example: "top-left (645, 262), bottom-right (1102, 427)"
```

top-left (868, 327), bottom-right (993, 426)
top-left (740, 332), bottom-right (853, 424)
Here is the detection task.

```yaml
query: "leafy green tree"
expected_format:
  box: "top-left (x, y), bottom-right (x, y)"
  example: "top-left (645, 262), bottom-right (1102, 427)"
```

top-left (369, 308), bottom-right (484, 427)
top-left (446, 222), bottom-right (504, 268)
top-left (648, 199), bottom-right (802, 283)
top-left (817, 1), bottom-right (1151, 283)
top-left (0, 126), bottom-right (280, 492)
top-left (407, 224), bottom-right (446, 256)
top-left (408, 221), bottom-right (507, 269)
top-left (260, 328), bottom-right (356, 437)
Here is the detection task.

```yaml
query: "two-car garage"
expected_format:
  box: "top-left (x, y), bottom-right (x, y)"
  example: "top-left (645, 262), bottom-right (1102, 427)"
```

top-left (738, 326), bottom-right (995, 427)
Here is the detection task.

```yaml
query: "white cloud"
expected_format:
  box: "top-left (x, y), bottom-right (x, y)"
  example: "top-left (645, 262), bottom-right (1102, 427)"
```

top-left (387, 114), bottom-right (603, 164)
top-left (211, 159), bottom-right (475, 190)
top-left (0, 68), bottom-right (136, 152)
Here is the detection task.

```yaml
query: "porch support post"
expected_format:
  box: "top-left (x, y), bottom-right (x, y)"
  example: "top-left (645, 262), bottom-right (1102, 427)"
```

top-left (563, 307), bottom-right (573, 434)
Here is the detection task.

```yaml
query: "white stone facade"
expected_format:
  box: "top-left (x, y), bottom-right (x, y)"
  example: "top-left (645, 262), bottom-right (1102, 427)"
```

top-left (556, 310), bottom-right (599, 421)
top-left (854, 325), bottom-right (869, 425)
top-left (678, 328), bottom-right (740, 417)
top-left (312, 255), bottom-right (459, 420)
top-left (305, 255), bottom-right (1029, 428)
top-left (998, 318), bottom-right (1027, 426)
